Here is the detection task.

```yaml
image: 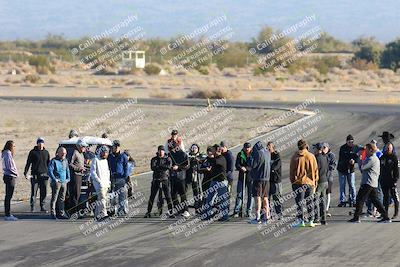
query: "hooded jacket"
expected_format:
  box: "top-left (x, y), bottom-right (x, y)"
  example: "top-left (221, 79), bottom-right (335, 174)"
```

top-left (69, 148), bottom-right (85, 176)
top-left (290, 149), bottom-right (319, 186)
top-left (379, 153), bottom-right (399, 187)
top-left (211, 154), bottom-right (227, 182)
top-left (247, 141), bottom-right (271, 181)
top-left (151, 154), bottom-right (172, 181)
top-left (337, 144), bottom-right (362, 174)
top-left (222, 149), bottom-right (235, 182)
top-left (326, 150), bottom-right (336, 182)
top-left (108, 151), bottom-right (129, 180)
top-left (2, 150), bottom-right (18, 178)
top-left (90, 156), bottom-right (111, 191)
top-left (24, 146), bottom-right (50, 176)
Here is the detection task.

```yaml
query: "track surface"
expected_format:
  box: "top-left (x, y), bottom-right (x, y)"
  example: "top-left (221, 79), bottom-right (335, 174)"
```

top-left (0, 97), bottom-right (400, 267)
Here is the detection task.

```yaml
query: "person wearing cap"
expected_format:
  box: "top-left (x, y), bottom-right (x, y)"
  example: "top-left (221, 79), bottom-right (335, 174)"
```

top-left (24, 137), bottom-right (51, 213)
top-left (290, 139), bottom-right (318, 227)
top-left (68, 139), bottom-right (88, 215)
top-left (267, 141), bottom-right (283, 220)
top-left (379, 143), bottom-right (399, 219)
top-left (169, 141), bottom-right (191, 218)
top-left (313, 143), bottom-right (329, 225)
top-left (322, 142), bottom-right (336, 217)
top-left (165, 129), bottom-right (185, 155)
top-left (349, 143), bottom-right (391, 223)
top-left (233, 142), bottom-right (253, 218)
top-left (48, 147), bottom-right (70, 219)
top-left (204, 144), bottom-right (229, 221)
top-left (90, 146), bottom-right (111, 220)
top-left (108, 140), bottom-right (130, 215)
top-left (337, 135), bottom-right (363, 207)
top-left (145, 145), bottom-right (174, 218)
top-left (66, 129), bottom-right (79, 163)
top-left (248, 141), bottom-right (271, 224)
top-left (199, 146), bottom-right (216, 199)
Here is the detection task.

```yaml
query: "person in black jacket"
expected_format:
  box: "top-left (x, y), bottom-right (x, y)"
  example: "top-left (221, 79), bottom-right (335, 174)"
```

top-left (169, 142), bottom-right (190, 218)
top-left (380, 143), bottom-right (399, 219)
top-left (233, 142), bottom-right (253, 217)
top-left (313, 143), bottom-right (329, 225)
top-left (204, 145), bottom-right (229, 221)
top-left (199, 146), bottom-right (215, 200)
top-left (24, 137), bottom-right (50, 212)
top-left (337, 135), bottom-right (363, 207)
top-left (267, 142), bottom-right (283, 219)
top-left (186, 144), bottom-right (205, 213)
top-left (145, 146), bottom-right (174, 218)
top-left (322, 142), bottom-right (336, 217)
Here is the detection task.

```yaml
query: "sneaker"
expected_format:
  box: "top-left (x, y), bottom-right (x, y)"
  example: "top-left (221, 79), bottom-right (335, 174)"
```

top-left (57, 213), bottom-right (69, 220)
top-left (4, 215), bottom-right (18, 221)
top-left (261, 219), bottom-right (269, 225)
top-left (144, 212), bottom-right (151, 218)
top-left (182, 211), bottom-right (191, 219)
top-left (313, 220), bottom-right (321, 226)
top-left (249, 218), bottom-right (261, 224)
top-left (348, 218), bottom-right (361, 223)
top-left (378, 218), bottom-right (392, 223)
top-left (50, 214), bottom-right (57, 220)
top-left (338, 202), bottom-right (347, 207)
top-left (321, 221), bottom-right (327, 225)
top-left (326, 213), bottom-right (332, 218)
top-left (233, 213), bottom-right (239, 218)
top-left (40, 207), bottom-right (48, 213)
top-left (306, 221), bottom-right (315, 227)
top-left (292, 220), bottom-right (306, 227)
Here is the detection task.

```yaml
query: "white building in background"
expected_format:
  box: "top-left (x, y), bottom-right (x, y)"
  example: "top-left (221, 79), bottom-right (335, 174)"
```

top-left (121, 50), bottom-right (146, 69)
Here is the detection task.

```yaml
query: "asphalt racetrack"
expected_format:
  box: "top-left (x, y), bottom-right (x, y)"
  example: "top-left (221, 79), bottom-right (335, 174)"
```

top-left (1, 97), bottom-right (399, 267)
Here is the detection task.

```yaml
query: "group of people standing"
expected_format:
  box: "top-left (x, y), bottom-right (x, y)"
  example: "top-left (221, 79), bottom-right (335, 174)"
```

top-left (2, 127), bottom-right (398, 226)
top-left (2, 130), bottom-right (134, 221)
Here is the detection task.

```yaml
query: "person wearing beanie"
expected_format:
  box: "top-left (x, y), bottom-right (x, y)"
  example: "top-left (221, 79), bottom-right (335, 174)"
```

top-left (145, 145), bottom-right (174, 218)
top-left (24, 137), bottom-right (51, 213)
top-left (290, 139), bottom-right (318, 227)
top-left (233, 142), bottom-right (253, 218)
top-left (337, 134), bottom-right (363, 207)
top-left (322, 142), bottom-right (336, 217)
top-left (90, 145), bottom-right (111, 220)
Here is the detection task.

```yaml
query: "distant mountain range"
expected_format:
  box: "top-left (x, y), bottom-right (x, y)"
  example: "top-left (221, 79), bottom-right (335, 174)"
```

top-left (1, 0), bottom-right (399, 42)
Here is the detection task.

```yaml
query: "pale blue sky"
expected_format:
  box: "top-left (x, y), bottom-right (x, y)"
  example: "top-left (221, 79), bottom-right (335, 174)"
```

top-left (1, 0), bottom-right (399, 42)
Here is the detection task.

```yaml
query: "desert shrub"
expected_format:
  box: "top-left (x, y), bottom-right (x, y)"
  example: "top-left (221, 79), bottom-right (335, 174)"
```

top-left (351, 59), bottom-right (379, 71)
top-left (380, 39), bottom-right (400, 71)
top-left (144, 64), bottom-right (161, 75)
top-left (28, 55), bottom-right (55, 74)
top-left (196, 66), bottom-right (209, 75)
top-left (24, 74), bottom-right (41, 83)
top-left (312, 56), bottom-right (341, 74)
top-left (186, 89), bottom-right (235, 99)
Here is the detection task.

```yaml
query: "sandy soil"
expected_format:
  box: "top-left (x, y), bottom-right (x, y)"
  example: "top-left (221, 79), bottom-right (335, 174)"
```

top-left (0, 99), bottom-right (300, 201)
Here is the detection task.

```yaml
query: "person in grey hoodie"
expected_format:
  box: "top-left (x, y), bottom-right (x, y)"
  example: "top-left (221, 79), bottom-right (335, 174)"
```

top-left (349, 143), bottom-right (390, 223)
top-left (2, 140), bottom-right (19, 221)
top-left (247, 141), bottom-right (271, 224)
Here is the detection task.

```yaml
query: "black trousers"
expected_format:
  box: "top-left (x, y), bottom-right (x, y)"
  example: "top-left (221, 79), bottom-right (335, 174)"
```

top-left (269, 182), bottom-right (283, 216)
top-left (171, 179), bottom-right (188, 213)
top-left (68, 174), bottom-right (82, 214)
top-left (3, 175), bottom-right (16, 217)
top-left (382, 185), bottom-right (399, 217)
top-left (147, 180), bottom-right (173, 214)
top-left (30, 175), bottom-right (48, 208)
top-left (353, 184), bottom-right (389, 220)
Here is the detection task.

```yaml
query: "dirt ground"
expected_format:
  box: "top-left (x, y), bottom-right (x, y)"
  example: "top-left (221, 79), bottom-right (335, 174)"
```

top-left (0, 99), bottom-right (300, 201)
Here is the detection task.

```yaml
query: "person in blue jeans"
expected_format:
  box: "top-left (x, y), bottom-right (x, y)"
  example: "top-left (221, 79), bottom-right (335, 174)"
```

top-left (204, 145), bottom-right (229, 221)
top-left (337, 135), bottom-right (363, 207)
top-left (233, 142), bottom-right (253, 218)
top-left (108, 140), bottom-right (130, 216)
